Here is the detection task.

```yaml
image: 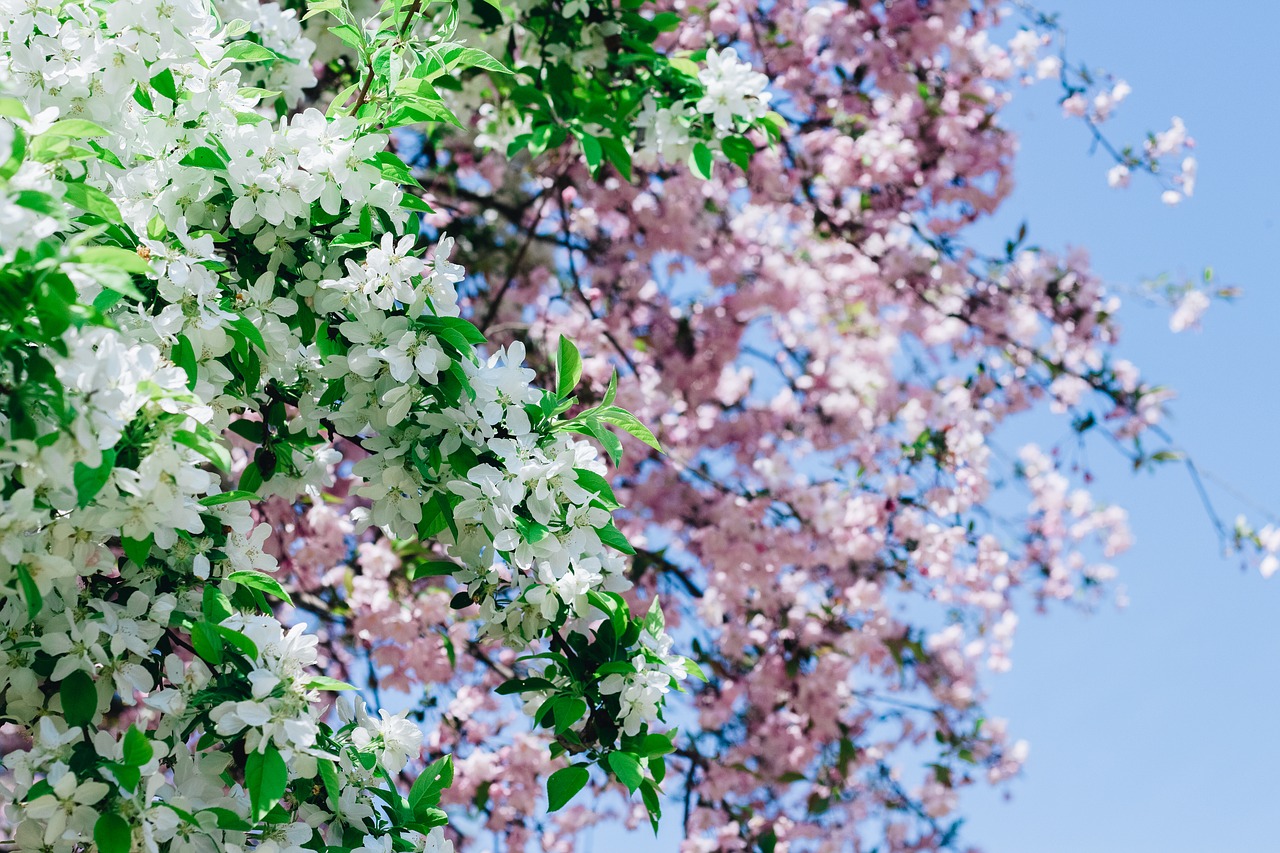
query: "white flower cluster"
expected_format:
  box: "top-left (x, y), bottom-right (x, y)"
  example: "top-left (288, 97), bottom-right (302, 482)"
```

top-left (695, 48), bottom-right (771, 131)
top-left (0, 0), bottom-right (683, 846)
top-left (634, 47), bottom-right (771, 168)
top-left (429, 8), bottom-right (771, 173)
top-left (597, 627), bottom-right (689, 736)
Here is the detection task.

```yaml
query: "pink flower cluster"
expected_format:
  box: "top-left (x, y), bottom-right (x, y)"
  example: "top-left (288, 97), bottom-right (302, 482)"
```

top-left (260, 1), bottom-right (1197, 850)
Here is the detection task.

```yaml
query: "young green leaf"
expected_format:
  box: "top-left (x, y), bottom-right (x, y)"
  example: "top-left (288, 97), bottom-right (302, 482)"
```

top-left (198, 490), bottom-right (258, 506)
top-left (122, 726), bottom-right (154, 767)
top-left (14, 565), bottom-right (41, 621)
top-left (223, 41), bottom-right (279, 63)
top-left (546, 765), bottom-right (590, 812)
top-left (227, 570), bottom-right (294, 606)
top-left (190, 621), bottom-right (225, 665)
top-left (94, 813), bottom-right (133, 853)
top-left (552, 696), bottom-right (588, 735)
top-left (408, 754), bottom-right (454, 812)
top-left (244, 745), bottom-right (288, 821)
top-left (594, 406), bottom-right (662, 453)
top-left (606, 751), bottom-right (644, 793)
top-left (690, 142), bottom-right (713, 179)
top-left (556, 336), bottom-right (583, 399)
top-left (60, 669), bottom-right (97, 727)
top-left (73, 449), bottom-right (116, 508)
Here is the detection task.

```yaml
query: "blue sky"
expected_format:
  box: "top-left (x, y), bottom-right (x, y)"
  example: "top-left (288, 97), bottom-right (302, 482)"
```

top-left (945, 1), bottom-right (1280, 850)
top-left (600, 1), bottom-right (1280, 850)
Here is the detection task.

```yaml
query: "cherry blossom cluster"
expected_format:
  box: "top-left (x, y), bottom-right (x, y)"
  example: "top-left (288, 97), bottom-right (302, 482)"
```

top-left (0, 0), bottom-right (685, 849)
top-left (1006, 7), bottom-right (1197, 203)
top-left (336, 0), bottom-right (1220, 849)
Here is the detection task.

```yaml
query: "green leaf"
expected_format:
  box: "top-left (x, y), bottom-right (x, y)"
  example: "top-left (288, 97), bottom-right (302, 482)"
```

top-left (594, 661), bottom-right (638, 676)
top-left (133, 84), bottom-right (154, 111)
top-left (577, 132), bottom-right (603, 172)
top-left (440, 45), bottom-right (511, 74)
top-left (595, 406), bottom-right (662, 452)
top-left (202, 585), bottom-right (234, 623)
top-left (494, 676), bottom-right (556, 695)
top-left (385, 100), bottom-right (463, 128)
top-left (151, 67), bottom-right (178, 102)
top-left (304, 675), bottom-right (356, 691)
top-left (244, 745), bottom-right (288, 821)
top-left (599, 136), bottom-right (632, 181)
top-left (369, 151), bottom-right (418, 185)
top-left (301, 0), bottom-right (341, 19)
top-left (14, 564), bottom-right (41, 621)
top-left (173, 428), bottom-right (232, 472)
top-left (73, 449), bottom-right (116, 508)
top-left (419, 316), bottom-right (486, 346)
top-left (227, 570), bottom-right (294, 606)
top-left (106, 761), bottom-right (140, 794)
top-left (638, 733), bottom-right (676, 757)
top-left (667, 57), bottom-right (700, 79)
top-left (190, 621), bottom-right (224, 665)
top-left (122, 725), bottom-right (154, 766)
top-left (172, 335), bottom-right (197, 390)
top-left (606, 751), bottom-right (644, 793)
top-left (0, 96), bottom-right (30, 121)
top-left (318, 759), bottom-right (341, 809)
top-left (200, 807), bottom-right (253, 831)
top-left (602, 371), bottom-right (618, 406)
top-left (515, 516), bottom-right (550, 544)
top-left (556, 336), bottom-right (582, 399)
top-left (546, 765), bottom-right (590, 812)
top-left (230, 314), bottom-right (267, 353)
top-left (649, 754), bottom-right (667, 785)
top-left (640, 778), bottom-right (662, 833)
top-left (573, 468), bottom-right (620, 510)
top-left (60, 669), bottom-right (97, 727)
top-left (178, 146), bottom-right (229, 170)
top-left (408, 754), bottom-right (454, 813)
top-left (584, 417), bottom-right (623, 467)
top-left (94, 813), bottom-right (132, 853)
top-left (216, 625), bottom-right (259, 660)
top-left (238, 462), bottom-right (263, 493)
top-left (122, 534), bottom-right (153, 567)
top-left (400, 193), bottom-right (435, 213)
top-left (63, 182), bottom-right (123, 224)
top-left (198, 490), bottom-right (257, 506)
top-left (720, 135), bottom-right (756, 172)
top-left (11, 189), bottom-right (60, 216)
top-left (690, 141), bottom-right (713, 180)
top-left (328, 23), bottom-right (364, 50)
top-left (40, 118), bottom-right (108, 139)
top-left (642, 596), bottom-right (664, 636)
top-left (553, 696), bottom-right (587, 735)
top-left (76, 244), bottom-right (151, 274)
top-left (407, 560), bottom-right (459, 580)
top-left (237, 86), bottom-right (283, 100)
top-left (760, 110), bottom-right (787, 141)
top-left (650, 10), bottom-right (681, 30)
top-left (597, 521), bottom-right (636, 555)
top-left (683, 657), bottom-right (709, 682)
top-left (223, 41), bottom-right (278, 63)
top-left (588, 590), bottom-right (627, 638)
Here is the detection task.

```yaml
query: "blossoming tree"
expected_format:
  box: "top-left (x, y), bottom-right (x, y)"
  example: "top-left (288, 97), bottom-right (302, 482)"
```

top-left (0, 0), bottom-right (730, 849)
top-left (0, 0), bottom-right (1237, 852)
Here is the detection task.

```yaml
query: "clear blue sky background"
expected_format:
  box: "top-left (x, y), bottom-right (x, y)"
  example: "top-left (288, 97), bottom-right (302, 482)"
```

top-left (959, 1), bottom-right (1280, 850)
top-left (595, 2), bottom-right (1280, 851)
